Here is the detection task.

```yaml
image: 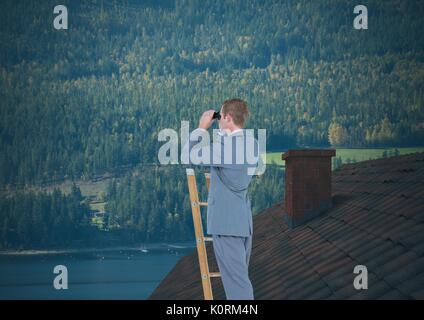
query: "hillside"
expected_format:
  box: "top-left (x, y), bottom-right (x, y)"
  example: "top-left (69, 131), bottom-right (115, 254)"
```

top-left (0, 0), bottom-right (423, 248)
top-left (0, 0), bottom-right (423, 186)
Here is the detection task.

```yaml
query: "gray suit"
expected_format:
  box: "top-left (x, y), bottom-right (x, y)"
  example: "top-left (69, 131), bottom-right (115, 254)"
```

top-left (182, 127), bottom-right (260, 300)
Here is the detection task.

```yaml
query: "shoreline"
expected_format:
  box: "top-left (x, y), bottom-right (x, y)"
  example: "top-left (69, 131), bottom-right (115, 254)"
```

top-left (0, 241), bottom-right (196, 256)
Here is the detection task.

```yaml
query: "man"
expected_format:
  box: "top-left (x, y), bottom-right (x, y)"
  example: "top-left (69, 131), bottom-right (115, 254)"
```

top-left (181, 98), bottom-right (260, 300)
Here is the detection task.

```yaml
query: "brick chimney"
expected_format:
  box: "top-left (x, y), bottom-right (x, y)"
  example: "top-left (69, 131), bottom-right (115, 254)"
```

top-left (282, 149), bottom-right (336, 228)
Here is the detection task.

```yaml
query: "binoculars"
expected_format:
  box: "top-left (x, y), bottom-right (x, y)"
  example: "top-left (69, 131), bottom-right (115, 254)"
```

top-left (212, 111), bottom-right (221, 120)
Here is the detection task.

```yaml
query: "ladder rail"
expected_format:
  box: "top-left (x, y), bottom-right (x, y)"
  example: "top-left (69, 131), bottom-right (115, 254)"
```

top-left (185, 169), bottom-right (220, 300)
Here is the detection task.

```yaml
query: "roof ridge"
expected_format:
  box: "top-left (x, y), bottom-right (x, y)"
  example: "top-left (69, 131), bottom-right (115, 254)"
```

top-left (334, 151), bottom-right (424, 172)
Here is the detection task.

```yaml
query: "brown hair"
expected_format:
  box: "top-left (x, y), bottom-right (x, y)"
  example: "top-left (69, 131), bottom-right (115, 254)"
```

top-left (221, 98), bottom-right (250, 127)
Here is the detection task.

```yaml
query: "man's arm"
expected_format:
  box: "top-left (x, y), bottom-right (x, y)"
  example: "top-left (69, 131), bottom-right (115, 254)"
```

top-left (181, 127), bottom-right (230, 168)
top-left (181, 110), bottom-right (260, 171)
top-left (181, 110), bottom-right (233, 168)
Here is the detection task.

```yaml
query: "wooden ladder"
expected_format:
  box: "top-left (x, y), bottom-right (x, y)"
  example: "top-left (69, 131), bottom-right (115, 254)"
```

top-left (186, 168), bottom-right (221, 300)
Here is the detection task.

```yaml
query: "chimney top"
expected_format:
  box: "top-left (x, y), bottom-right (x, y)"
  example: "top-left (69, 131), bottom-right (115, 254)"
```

top-left (282, 149), bottom-right (336, 160)
top-left (282, 149), bottom-right (336, 228)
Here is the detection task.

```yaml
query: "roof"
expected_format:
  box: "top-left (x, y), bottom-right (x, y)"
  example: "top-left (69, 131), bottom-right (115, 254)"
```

top-left (149, 151), bottom-right (424, 300)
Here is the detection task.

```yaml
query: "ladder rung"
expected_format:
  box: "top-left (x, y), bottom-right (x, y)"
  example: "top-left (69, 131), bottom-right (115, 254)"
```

top-left (209, 272), bottom-right (221, 278)
top-left (198, 202), bottom-right (208, 206)
top-left (204, 237), bottom-right (213, 242)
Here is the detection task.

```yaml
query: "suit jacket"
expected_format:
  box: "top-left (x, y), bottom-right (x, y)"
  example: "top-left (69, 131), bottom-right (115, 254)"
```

top-left (182, 128), bottom-right (261, 237)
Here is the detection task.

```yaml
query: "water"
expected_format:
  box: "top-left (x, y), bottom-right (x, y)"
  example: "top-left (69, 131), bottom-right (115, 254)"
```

top-left (0, 244), bottom-right (195, 300)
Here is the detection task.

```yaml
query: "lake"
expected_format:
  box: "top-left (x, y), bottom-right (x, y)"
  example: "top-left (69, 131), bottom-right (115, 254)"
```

top-left (0, 243), bottom-right (196, 300)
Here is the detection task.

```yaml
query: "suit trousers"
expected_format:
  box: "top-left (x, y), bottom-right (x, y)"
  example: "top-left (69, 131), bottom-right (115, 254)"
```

top-left (212, 234), bottom-right (254, 300)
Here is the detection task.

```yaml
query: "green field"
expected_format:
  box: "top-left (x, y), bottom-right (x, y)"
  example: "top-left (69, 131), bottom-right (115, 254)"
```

top-left (265, 147), bottom-right (424, 166)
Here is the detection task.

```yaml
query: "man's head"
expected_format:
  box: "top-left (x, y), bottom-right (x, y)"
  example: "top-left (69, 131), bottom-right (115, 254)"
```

top-left (219, 98), bottom-right (250, 131)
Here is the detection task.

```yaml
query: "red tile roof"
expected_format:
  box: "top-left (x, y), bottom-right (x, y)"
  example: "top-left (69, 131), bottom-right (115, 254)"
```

top-left (149, 152), bottom-right (424, 300)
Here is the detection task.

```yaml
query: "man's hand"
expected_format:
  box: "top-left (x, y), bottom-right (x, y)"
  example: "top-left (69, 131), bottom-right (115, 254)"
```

top-left (198, 109), bottom-right (215, 130)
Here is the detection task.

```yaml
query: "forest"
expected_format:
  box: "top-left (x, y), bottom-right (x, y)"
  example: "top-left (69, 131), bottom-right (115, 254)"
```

top-left (0, 0), bottom-right (423, 248)
top-left (0, 165), bottom-right (283, 249)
